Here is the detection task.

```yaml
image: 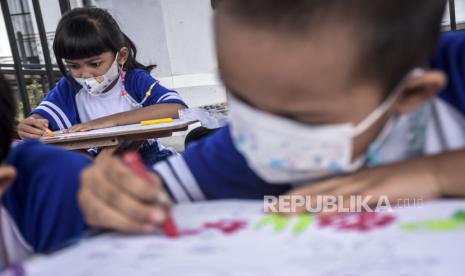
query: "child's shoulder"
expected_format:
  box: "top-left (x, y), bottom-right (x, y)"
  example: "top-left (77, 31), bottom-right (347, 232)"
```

top-left (433, 31), bottom-right (465, 66)
top-left (126, 68), bottom-right (155, 81)
top-left (124, 69), bottom-right (160, 95)
top-left (433, 31), bottom-right (465, 116)
top-left (439, 31), bottom-right (465, 44)
top-left (47, 76), bottom-right (82, 101)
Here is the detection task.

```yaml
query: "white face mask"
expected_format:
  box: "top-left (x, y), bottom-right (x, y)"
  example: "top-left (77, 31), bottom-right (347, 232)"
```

top-left (74, 54), bottom-right (120, 96)
top-left (229, 69), bottom-right (424, 184)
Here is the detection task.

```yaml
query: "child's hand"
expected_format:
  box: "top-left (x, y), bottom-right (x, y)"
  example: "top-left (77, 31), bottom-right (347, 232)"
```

top-left (79, 156), bottom-right (170, 233)
top-left (0, 166), bottom-right (16, 197)
top-left (67, 120), bottom-right (115, 133)
top-left (283, 158), bottom-right (442, 215)
top-left (17, 116), bottom-right (49, 139)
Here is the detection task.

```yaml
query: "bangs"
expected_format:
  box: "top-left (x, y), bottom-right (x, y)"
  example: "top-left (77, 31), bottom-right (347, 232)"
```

top-left (53, 7), bottom-right (154, 77)
top-left (53, 16), bottom-right (115, 60)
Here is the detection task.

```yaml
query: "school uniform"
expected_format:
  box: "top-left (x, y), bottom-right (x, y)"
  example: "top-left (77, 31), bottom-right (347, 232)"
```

top-left (0, 140), bottom-right (91, 266)
top-left (31, 69), bottom-right (187, 164)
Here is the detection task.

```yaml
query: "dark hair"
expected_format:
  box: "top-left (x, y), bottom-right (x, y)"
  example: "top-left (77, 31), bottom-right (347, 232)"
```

top-left (217, 0), bottom-right (447, 93)
top-left (53, 7), bottom-right (156, 82)
top-left (0, 73), bottom-right (16, 161)
top-left (211, 0), bottom-right (219, 9)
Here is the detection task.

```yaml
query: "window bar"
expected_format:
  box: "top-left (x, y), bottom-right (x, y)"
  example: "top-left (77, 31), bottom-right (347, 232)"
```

top-left (31, 0), bottom-right (56, 91)
top-left (59, 0), bottom-right (71, 15)
top-left (449, 0), bottom-right (457, 31)
top-left (1, 0), bottom-right (31, 116)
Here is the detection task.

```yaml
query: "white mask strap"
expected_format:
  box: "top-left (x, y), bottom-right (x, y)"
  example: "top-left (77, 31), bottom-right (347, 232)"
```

top-left (353, 68), bottom-right (425, 136)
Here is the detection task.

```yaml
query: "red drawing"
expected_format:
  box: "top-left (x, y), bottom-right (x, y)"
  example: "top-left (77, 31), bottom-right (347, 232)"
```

top-left (318, 212), bottom-right (396, 232)
top-left (170, 220), bottom-right (248, 238)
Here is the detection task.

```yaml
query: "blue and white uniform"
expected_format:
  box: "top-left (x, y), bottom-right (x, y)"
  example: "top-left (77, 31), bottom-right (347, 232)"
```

top-left (0, 140), bottom-right (91, 266)
top-left (31, 69), bottom-right (187, 164)
top-left (1, 32), bottom-right (465, 265)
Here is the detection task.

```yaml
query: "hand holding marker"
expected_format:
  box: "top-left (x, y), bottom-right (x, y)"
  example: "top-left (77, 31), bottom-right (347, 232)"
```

top-left (122, 152), bottom-right (179, 237)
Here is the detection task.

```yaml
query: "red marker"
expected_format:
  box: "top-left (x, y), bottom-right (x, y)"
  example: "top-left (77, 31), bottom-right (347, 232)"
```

top-left (122, 152), bottom-right (179, 237)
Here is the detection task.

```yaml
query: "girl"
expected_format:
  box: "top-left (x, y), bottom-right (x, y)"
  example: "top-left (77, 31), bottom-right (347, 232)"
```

top-left (17, 7), bottom-right (187, 164)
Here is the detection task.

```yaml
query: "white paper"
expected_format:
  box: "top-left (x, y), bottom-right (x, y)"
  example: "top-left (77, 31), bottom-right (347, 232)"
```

top-left (41, 119), bottom-right (190, 142)
top-left (24, 200), bottom-right (465, 276)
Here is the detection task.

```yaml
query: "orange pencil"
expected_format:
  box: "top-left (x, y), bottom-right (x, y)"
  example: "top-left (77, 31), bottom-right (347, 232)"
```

top-left (45, 128), bottom-right (55, 137)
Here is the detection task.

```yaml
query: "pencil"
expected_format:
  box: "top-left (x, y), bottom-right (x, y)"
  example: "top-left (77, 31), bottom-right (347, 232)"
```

top-left (45, 128), bottom-right (55, 137)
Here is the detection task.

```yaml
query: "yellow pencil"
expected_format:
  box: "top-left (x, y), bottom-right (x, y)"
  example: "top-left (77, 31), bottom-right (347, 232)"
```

top-left (141, 118), bottom-right (174, 126)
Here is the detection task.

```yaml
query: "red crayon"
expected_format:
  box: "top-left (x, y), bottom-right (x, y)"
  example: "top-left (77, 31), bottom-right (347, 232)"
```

top-left (122, 152), bottom-right (179, 237)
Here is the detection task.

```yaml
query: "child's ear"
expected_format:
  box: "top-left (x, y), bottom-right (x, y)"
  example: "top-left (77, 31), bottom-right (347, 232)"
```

top-left (393, 70), bottom-right (447, 115)
top-left (0, 166), bottom-right (16, 197)
top-left (118, 47), bottom-right (130, 66)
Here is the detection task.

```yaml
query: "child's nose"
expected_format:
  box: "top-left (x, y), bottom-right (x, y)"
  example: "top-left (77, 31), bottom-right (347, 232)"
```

top-left (79, 70), bottom-right (95, 79)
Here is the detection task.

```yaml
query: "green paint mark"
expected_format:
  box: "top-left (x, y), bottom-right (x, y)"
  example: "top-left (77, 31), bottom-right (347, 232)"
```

top-left (274, 216), bottom-right (289, 232)
top-left (256, 214), bottom-right (315, 234)
top-left (255, 214), bottom-right (277, 230)
top-left (401, 210), bottom-right (465, 232)
top-left (293, 214), bottom-right (314, 234)
top-left (400, 223), bottom-right (421, 232)
top-left (452, 210), bottom-right (465, 221)
top-left (255, 214), bottom-right (290, 232)
top-left (423, 220), bottom-right (464, 231)
top-left (401, 220), bottom-right (464, 232)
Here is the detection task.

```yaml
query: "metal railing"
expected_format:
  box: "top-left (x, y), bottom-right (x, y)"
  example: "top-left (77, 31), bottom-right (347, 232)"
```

top-left (0, 0), bottom-right (70, 117)
top-left (449, 0), bottom-right (457, 31)
top-left (15, 32), bottom-right (56, 64)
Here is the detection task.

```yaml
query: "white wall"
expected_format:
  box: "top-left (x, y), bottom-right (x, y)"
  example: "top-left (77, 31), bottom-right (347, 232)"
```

top-left (0, 6), bottom-right (12, 58)
top-left (94, 0), bottom-right (225, 107)
top-left (161, 0), bottom-right (217, 76)
top-left (94, 0), bottom-right (218, 77)
top-left (95, 0), bottom-right (173, 77)
top-left (445, 1), bottom-right (465, 24)
top-left (456, 1), bottom-right (465, 22)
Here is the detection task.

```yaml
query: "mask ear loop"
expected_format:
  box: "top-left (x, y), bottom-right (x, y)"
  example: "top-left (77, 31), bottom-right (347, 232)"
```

top-left (118, 58), bottom-right (144, 108)
top-left (352, 68), bottom-right (426, 137)
top-left (119, 58), bottom-right (128, 97)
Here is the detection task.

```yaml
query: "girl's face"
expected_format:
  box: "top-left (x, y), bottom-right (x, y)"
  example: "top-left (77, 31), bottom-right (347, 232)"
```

top-left (64, 48), bottom-right (128, 79)
top-left (65, 51), bottom-right (115, 79)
